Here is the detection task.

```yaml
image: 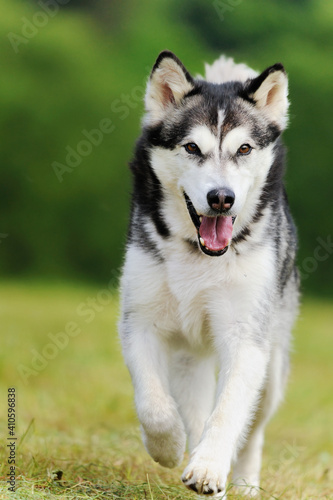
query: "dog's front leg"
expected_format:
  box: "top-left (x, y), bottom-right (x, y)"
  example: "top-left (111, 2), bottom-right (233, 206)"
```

top-left (120, 320), bottom-right (186, 468)
top-left (182, 338), bottom-right (268, 496)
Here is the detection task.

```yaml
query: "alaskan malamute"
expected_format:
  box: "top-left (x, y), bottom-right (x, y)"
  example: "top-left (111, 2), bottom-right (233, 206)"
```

top-left (119, 51), bottom-right (299, 497)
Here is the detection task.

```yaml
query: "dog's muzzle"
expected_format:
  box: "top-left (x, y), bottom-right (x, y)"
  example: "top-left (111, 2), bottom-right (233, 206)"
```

top-left (184, 192), bottom-right (236, 257)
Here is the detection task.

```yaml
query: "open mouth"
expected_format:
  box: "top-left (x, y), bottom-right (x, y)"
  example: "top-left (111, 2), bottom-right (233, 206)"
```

top-left (184, 192), bottom-right (236, 257)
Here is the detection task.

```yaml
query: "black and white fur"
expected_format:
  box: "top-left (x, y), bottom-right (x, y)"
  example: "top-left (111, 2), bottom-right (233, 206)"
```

top-left (119, 51), bottom-right (299, 497)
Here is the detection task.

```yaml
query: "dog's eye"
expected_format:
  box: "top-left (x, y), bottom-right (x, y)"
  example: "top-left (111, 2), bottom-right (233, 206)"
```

top-left (184, 143), bottom-right (200, 155)
top-left (238, 144), bottom-right (252, 155)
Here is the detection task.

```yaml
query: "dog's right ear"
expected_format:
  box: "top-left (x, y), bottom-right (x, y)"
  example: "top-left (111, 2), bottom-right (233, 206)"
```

top-left (144, 51), bottom-right (195, 124)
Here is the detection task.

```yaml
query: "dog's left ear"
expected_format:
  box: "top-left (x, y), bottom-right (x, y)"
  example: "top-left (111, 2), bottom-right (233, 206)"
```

top-left (246, 63), bottom-right (289, 130)
top-left (145, 51), bottom-right (195, 124)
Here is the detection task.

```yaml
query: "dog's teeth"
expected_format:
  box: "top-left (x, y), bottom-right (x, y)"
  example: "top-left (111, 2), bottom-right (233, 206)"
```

top-left (200, 237), bottom-right (205, 247)
top-left (199, 216), bottom-right (202, 223)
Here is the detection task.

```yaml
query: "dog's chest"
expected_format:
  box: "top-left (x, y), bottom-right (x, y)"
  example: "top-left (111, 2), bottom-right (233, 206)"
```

top-left (159, 243), bottom-right (274, 347)
top-left (159, 254), bottom-right (226, 347)
top-left (148, 277), bottom-right (207, 348)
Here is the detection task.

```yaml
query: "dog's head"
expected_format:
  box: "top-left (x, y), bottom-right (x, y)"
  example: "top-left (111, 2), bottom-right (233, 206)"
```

top-left (143, 51), bottom-right (289, 256)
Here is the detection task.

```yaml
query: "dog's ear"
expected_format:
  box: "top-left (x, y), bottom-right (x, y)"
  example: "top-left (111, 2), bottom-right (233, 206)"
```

top-left (245, 63), bottom-right (289, 130)
top-left (145, 51), bottom-right (195, 124)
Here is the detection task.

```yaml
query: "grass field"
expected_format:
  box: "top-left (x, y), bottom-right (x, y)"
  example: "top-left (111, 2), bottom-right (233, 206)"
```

top-left (0, 281), bottom-right (332, 499)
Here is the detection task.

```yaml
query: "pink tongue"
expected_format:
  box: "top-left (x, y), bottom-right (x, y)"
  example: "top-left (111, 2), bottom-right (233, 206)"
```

top-left (199, 216), bottom-right (233, 251)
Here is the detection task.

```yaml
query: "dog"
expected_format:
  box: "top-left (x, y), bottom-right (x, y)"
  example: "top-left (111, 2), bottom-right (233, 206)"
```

top-left (119, 51), bottom-right (299, 497)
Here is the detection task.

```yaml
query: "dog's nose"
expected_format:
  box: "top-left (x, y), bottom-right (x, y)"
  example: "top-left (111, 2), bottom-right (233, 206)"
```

top-left (207, 188), bottom-right (235, 212)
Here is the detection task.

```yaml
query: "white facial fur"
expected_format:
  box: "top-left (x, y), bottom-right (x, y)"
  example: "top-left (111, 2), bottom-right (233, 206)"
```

top-left (150, 121), bottom-right (275, 239)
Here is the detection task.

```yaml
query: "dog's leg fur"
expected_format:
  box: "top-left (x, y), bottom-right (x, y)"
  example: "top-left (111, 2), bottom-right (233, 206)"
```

top-left (231, 344), bottom-right (289, 496)
top-left (232, 426), bottom-right (265, 497)
top-left (121, 324), bottom-right (186, 468)
top-left (169, 351), bottom-right (216, 452)
top-left (182, 312), bottom-right (270, 496)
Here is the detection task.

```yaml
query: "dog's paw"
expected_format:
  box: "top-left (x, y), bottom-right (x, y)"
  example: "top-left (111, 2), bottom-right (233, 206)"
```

top-left (181, 459), bottom-right (227, 496)
top-left (140, 401), bottom-right (186, 468)
top-left (142, 423), bottom-right (186, 468)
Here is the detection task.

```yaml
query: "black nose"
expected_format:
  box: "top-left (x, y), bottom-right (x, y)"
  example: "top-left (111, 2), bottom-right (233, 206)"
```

top-left (207, 188), bottom-right (235, 213)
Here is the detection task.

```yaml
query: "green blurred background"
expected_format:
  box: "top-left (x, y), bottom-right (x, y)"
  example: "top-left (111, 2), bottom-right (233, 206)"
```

top-left (1, 0), bottom-right (332, 295)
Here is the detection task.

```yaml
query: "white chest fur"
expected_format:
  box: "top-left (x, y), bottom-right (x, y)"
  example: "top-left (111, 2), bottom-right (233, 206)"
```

top-left (121, 239), bottom-right (276, 350)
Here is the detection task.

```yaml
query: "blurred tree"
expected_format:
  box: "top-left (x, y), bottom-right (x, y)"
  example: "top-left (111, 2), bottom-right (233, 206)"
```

top-left (0, 0), bottom-right (332, 296)
top-left (26, 0), bottom-right (125, 29)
